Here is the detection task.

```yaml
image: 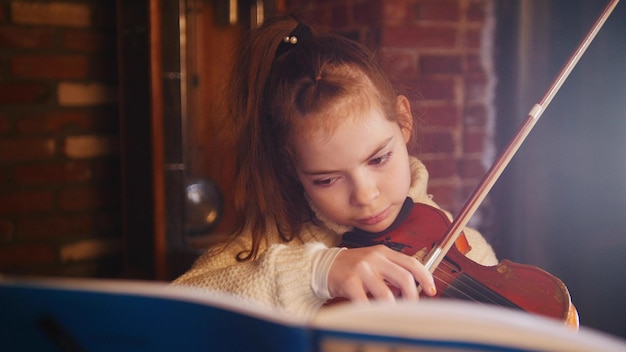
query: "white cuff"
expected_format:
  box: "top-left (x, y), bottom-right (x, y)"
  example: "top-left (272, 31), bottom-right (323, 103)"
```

top-left (311, 247), bottom-right (346, 300)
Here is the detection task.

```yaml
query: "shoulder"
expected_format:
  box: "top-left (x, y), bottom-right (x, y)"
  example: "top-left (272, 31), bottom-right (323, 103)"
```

top-left (407, 157), bottom-right (438, 206)
top-left (298, 221), bottom-right (343, 247)
top-left (463, 227), bottom-right (499, 266)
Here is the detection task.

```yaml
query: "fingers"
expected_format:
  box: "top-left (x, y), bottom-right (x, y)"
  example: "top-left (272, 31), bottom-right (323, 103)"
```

top-left (327, 245), bottom-right (437, 303)
top-left (387, 249), bottom-right (437, 298)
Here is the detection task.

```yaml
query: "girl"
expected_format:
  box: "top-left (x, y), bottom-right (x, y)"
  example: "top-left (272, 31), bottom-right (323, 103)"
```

top-left (173, 15), bottom-right (498, 319)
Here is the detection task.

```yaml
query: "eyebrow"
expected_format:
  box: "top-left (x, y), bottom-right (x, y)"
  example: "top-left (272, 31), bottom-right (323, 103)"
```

top-left (301, 136), bottom-right (394, 176)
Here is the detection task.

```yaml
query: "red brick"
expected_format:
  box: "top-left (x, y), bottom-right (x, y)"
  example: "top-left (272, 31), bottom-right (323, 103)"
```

top-left (330, 4), bottom-right (349, 27)
top-left (17, 215), bottom-right (93, 239)
top-left (299, 7), bottom-right (332, 27)
top-left (13, 161), bottom-right (92, 185)
top-left (380, 49), bottom-right (418, 83)
top-left (0, 219), bottom-right (14, 243)
top-left (426, 184), bottom-right (458, 210)
top-left (417, 77), bottom-right (456, 100)
top-left (463, 130), bottom-right (486, 153)
top-left (15, 110), bottom-right (94, 135)
top-left (58, 187), bottom-right (98, 211)
top-left (422, 158), bottom-right (458, 178)
top-left (464, 74), bottom-right (488, 100)
top-left (414, 0), bottom-right (461, 22)
top-left (61, 29), bottom-right (115, 52)
top-left (382, 24), bottom-right (457, 48)
top-left (0, 191), bottom-right (54, 214)
top-left (422, 131), bottom-right (455, 153)
top-left (383, 0), bottom-right (411, 24)
top-left (63, 135), bottom-right (118, 159)
top-left (11, 2), bottom-right (90, 27)
top-left (422, 104), bottom-right (459, 128)
top-left (419, 54), bottom-right (463, 74)
top-left (466, 27), bottom-right (482, 49)
top-left (0, 83), bottom-right (49, 104)
top-left (0, 112), bottom-right (10, 133)
top-left (303, 0), bottom-right (331, 4)
top-left (11, 54), bottom-right (89, 79)
top-left (0, 244), bottom-right (56, 267)
top-left (0, 138), bottom-right (56, 161)
top-left (0, 26), bottom-right (56, 49)
top-left (467, 0), bottom-right (488, 22)
top-left (0, 166), bottom-right (9, 185)
top-left (459, 158), bottom-right (485, 178)
top-left (466, 54), bottom-right (484, 74)
top-left (354, 0), bottom-right (381, 25)
top-left (15, 107), bottom-right (119, 135)
top-left (58, 186), bottom-right (120, 211)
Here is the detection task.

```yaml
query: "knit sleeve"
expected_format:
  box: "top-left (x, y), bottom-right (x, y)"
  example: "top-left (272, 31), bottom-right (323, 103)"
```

top-left (172, 241), bottom-right (331, 319)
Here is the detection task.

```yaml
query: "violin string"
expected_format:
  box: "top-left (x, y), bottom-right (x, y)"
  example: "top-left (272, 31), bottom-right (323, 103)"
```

top-left (431, 265), bottom-right (487, 302)
top-left (433, 267), bottom-right (504, 305)
top-left (431, 260), bottom-right (521, 309)
top-left (433, 262), bottom-right (498, 303)
top-left (436, 264), bottom-right (520, 308)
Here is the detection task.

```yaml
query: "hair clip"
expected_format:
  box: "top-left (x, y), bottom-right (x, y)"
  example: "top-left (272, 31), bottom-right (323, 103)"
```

top-left (283, 36), bottom-right (298, 45)
top-left (275, 22), bottom-right (312, 58)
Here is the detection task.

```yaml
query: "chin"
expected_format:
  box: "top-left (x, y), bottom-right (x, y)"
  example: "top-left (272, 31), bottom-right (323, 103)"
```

top-left (360, 220), bottom-right (394, 233)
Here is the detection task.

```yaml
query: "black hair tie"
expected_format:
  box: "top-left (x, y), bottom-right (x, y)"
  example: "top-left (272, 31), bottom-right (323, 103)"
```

top-left (275, 22), bottom-right (312, 58)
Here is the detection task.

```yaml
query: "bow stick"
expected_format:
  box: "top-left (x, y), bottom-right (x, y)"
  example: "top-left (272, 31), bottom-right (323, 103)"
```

top-left (422, 0), bottom-right (621, 272)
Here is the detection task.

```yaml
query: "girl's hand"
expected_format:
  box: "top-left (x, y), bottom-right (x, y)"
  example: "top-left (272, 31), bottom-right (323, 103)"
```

top-left (327, 245), bottom-right (436, 303)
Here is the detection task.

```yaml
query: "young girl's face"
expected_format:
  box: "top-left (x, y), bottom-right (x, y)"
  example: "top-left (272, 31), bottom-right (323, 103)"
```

top-left (293, 96), bottom-right (413, 233)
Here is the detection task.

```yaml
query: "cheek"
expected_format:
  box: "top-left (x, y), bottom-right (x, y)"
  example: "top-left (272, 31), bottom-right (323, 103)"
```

top-left (306, 187), bottom-right (338, 210)
top-left (305, 187), bottom-right (349, 221)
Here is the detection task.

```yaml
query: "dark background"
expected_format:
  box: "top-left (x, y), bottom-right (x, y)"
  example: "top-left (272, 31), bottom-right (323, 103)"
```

top-left (494, 0), bottom-right (626, 338)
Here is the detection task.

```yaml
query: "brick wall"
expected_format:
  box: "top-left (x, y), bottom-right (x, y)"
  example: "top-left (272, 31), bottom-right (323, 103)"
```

top-left (0, 0), bottom-right (496, 278)
top-left (0, 1), bottom-right (122, 277)
top-left (290, 0), bottom-right (496, 228)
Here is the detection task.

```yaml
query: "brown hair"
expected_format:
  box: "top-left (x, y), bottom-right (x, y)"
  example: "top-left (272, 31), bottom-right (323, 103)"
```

top-left (222, 15), bottom-right (415, 260)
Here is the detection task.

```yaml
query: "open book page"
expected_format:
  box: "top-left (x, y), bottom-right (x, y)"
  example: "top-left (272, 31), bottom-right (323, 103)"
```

top-left (2, 276), bottom-right (625, 351)
top-left (312, 299), bottom-right (626, 351)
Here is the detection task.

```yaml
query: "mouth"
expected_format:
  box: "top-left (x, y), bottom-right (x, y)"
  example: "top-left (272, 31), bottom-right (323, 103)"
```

top-left (357, 206), bottom-right (391, 227)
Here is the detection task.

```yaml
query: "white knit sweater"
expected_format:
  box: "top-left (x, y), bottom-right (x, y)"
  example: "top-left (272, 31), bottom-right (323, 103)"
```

top-left (172, 157), bottom-right (498, 319)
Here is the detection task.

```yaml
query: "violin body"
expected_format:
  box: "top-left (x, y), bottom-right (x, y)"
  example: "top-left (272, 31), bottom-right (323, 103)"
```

top-left (340, 200), bottom-right (579, 327)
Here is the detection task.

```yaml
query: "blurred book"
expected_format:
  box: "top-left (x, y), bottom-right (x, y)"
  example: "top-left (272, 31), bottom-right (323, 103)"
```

top-left (1, 276), bottom-right (624, 351)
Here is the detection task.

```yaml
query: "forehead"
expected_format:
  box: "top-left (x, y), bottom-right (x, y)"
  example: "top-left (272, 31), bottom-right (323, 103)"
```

top-left (293, 92), bottom-right (377, 144)
top-left (292, 99), bottom-right (398, 168)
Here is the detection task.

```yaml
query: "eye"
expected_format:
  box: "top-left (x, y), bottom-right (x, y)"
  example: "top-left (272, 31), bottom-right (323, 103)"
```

top-left (369, 151), bottom-right (392, 166)
top-left (313, 176), bottom-right (338, 187)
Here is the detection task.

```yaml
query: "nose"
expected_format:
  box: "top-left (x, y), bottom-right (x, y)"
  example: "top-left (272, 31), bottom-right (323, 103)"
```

top-left (350, 171), bottom-right (379, 206)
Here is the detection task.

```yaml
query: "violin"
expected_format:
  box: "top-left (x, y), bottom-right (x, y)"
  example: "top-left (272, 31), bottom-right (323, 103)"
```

top-left (339, 198), bottom-right (579, 327)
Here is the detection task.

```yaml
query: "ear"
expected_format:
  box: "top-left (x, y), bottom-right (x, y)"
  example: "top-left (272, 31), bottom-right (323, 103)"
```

top-left (395, 95), bottom-right (413, 144)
